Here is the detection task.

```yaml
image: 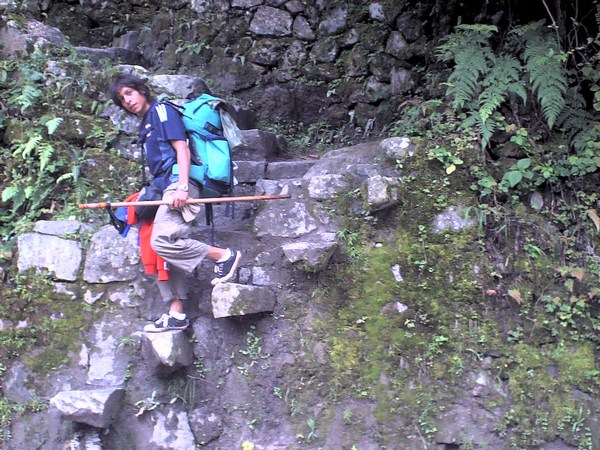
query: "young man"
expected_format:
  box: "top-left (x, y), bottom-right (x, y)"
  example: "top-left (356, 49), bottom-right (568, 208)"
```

top-left (109, 73), bottom-right (241, 332)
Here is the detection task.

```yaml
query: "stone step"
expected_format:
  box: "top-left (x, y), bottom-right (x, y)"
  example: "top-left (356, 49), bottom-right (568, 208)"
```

top-left (233, 158), bottom-right (317, 183)
top-left (49, 388), bottom-right (125, 429)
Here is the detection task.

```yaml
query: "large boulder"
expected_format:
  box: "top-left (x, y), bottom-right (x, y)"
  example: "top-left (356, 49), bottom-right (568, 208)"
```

top-left (49, 388), bottom-right (125, 428)
top-left (211, 283), bottom-right (277, 318)
top-left (83, 226), bottom-right (141, 283)
top-left (17, 221), bottom-right (85, 281)
top-left (0, 19), bottom-right (68, 58)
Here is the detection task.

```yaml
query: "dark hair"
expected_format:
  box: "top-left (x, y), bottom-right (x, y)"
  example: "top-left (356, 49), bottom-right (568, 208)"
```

top-left (109, 73), bottom-right (154, 112)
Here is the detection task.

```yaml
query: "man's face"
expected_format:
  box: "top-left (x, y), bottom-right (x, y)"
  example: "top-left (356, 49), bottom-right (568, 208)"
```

top-left (117, 86), bottom-right (150, 115)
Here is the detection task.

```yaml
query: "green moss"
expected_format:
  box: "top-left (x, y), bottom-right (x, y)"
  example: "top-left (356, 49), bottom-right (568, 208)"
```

top-left (495, 342), bottom-right (598, 446)
top-left (557, 343), bottom-right (599, 391)
top-left (309, 145), bottom-right (502, 441)
top-left (284, 141), bottom-right (598, 448)
top-left (329, 335), bottom-right (361, 372)
top-left (230, 298), bottom-right (252, 316)
top-left (0, 271), bottom-right (92, 377)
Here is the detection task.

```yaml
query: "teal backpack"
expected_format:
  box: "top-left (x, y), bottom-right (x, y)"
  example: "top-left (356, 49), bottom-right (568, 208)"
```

top-left (169, 94), bottom-right (240, 228)
top-left (171, 94), bottom-right (233, 198)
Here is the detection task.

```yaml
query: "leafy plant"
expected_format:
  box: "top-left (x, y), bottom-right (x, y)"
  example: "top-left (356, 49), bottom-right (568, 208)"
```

top-left (422, 17), bottom-right (600, 212)
top-left (436, 22), bottom-right (571, 149)
top-left (337, 228), bottom-right (364, 261)
top-left (428, 145), bottom-right (464, 174)
top-left (500, 158), bottom-right (534, 190)
top-left (306, 417), bottom-right (317, 442)
top-left (436, 24), bottom-right (498, 112)
top-left (239, 328), bottom-right (265, 363)
top-left (134, 390), bottom-right (161, 416)
top-left (175, 40), bottom-right (210, 55)
top-left (514, 20), bottom-right (567, 129)
top-left (168, 373), bottom-right (201, 406)
top-left (0, 43), bottom-right (136, 238)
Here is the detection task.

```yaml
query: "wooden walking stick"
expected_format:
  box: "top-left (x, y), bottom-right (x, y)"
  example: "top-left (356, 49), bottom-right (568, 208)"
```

top-left (78, 193), bottom-right (291, 209)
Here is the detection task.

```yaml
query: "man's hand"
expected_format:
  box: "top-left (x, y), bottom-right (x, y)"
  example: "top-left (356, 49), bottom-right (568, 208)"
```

top-left (171, 189), bottom-right (189, 208)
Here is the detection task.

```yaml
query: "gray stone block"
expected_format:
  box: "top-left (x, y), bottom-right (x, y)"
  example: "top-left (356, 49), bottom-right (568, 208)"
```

top-left (141, 330), bottom-right (194, 369)
top-left (211, 283), bottom-right (277, 318)
top-left (266, 160), bottom-right (316, 179)
top-left (17, 233), bottom-right (82, 281)
top-left (49, 388), bottom-right (125, 429)
top-left (234, 160), bottom-right (266, 183)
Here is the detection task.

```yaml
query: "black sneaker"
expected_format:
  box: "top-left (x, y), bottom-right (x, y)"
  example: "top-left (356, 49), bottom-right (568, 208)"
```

top-left (143, 313), bottom-right (189, 333)
top-left (211, 249), bottom-right (241, 286)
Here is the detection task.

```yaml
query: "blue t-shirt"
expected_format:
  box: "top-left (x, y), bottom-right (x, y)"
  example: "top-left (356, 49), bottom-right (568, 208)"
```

top-left (139, 101), bottom-right (187, 185)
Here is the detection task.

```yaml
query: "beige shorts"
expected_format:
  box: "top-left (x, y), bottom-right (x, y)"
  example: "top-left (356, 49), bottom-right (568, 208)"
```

top-left (150, 182), bottom-right (211, 275)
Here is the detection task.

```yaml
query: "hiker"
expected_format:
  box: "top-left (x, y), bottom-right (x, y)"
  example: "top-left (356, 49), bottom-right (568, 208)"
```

top-left (109, 73), bottom-right (241, 332)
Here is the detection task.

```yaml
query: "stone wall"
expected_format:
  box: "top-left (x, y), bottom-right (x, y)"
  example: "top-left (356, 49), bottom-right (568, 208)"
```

top-left (30, 0), bottom-right (441, 138)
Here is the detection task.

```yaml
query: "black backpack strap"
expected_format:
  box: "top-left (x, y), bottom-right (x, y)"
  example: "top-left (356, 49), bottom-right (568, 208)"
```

top-left (205, 203), bottom-right (213, 226)
top-left (224, 148), bottom-right (235, 220)
top-left (165, 100), bottom-right (183, 113)
top-left (136, 128), bottom-right (152, 188)
top-left (205, 204), bottom-right (216, 245)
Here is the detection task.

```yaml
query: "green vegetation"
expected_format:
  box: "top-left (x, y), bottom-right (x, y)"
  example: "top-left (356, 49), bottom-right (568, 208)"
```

top-left (0, 270), bottom-right (94, 436)
top-left (0, 396), bottom-right (47, 441)
top-left (0, 271), bottom-right (91, 374)
top-left (0, 45), bottom-right (138, 239)
top-left (237, 327), bottom-right (270, 377)
top-left (0, 4), bottom-right (598, 449)
top-left (240, 21), bottom-right (600, 445)
top-left (134, 390), bottom-right (161, 416)
top-left (435, 21), bottom-right (597, 152)
top-left (293, 17), bottom-right (600, 449)
top-left (299, 140), bottom-right (599, 446)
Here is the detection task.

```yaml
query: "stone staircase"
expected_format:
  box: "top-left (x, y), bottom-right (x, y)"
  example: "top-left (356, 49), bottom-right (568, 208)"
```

top-left (11, 70), bottom-right (412, 450)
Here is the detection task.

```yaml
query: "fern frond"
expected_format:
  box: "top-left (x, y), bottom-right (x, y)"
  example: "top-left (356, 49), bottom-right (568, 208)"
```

top-left (3, 177), bottom-right (28, 212)
top-left (479, 118), bottom-right (498, 150)
top-left (478, 88), bottom-right (504, 124)
top-left (37, 142), bottom-right (55, 173)
top-left (56, 173), bottom-right (75, 184)
top-left (447, 48), bottom-right (492, 109)
top-left (559, 108), bottom-right (595, 145)
top-left (510, 20), bottom-right (547, 38)
top-left (519, 25), bottom-right (567, 129)
top-left (507, 82), bottom-right (528, 103)
top-left (2, 185), bottom-right (19, 202)
top-left (24, 184), bottom-right (34, 199)
top-left (13, 133), bottom-right (43, 158)
top-left (437, 24), bottom-right (497, 109)
top-left (483, 54), bottom-right (522, 85)
top-left (455, 24), bottom-right (498, 35)
top-left (534, 73), bottom-right (567, 128)
top-left (464, 111), bottom-right (498, 149)
top-left (27, 180), bottom-right (54, 212)
top-left (436, 24), bottom-right (498, 61)
top-left (556, 88), bottom-right (598, 146)
top-left (478, 55), bottom-right (523, 122)
top-left (45, 117), bottom-right (63, 135)
top-left (11, 84), bottom-right (42, 113)
top-left (563, 86), bottom-right (587, 110)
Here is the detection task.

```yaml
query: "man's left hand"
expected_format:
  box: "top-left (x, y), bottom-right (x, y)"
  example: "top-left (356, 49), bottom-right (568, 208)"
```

top-left (171, 189), bottom-right (189, 208)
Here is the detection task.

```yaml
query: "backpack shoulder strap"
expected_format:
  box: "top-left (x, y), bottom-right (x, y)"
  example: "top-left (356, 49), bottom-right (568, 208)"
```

top-left (164, 100), bottom-right (183, 113)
